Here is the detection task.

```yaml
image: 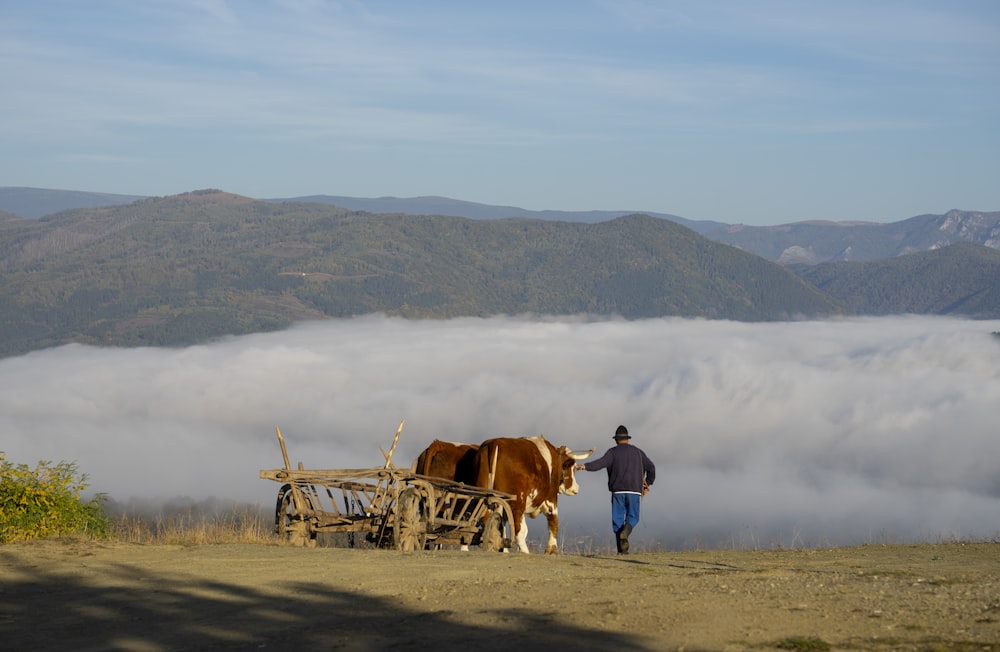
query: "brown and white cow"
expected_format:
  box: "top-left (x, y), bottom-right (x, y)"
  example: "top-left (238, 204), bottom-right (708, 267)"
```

top-left (412, 440), bottom-right (479, 485)
top-left (471, 436), bottom-right (593, 554)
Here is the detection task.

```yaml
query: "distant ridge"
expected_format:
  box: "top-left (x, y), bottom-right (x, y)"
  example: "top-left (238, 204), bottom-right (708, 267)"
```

top-left (268, 194), bottom-right (724, 234)
top-left (2, 186), bottom-right (997, 264)
top-left (706, 210), bottom-right (1000, 263)
top-left (0, 186), bottom-right (145, 218)
top-left (0, 186), bottom-right (721, 232)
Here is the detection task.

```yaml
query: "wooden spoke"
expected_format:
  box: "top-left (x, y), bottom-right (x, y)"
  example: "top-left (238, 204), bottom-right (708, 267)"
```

top-left (480, 499), bottom-right (511, 552)
top-left (393, 487), bottom-right (427, 552)
top-left (275, 484), bottom-right (315, 547)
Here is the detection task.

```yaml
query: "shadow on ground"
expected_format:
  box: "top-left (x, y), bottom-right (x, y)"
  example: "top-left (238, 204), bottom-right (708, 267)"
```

top-left (0, 550), bottom-right (657, 651)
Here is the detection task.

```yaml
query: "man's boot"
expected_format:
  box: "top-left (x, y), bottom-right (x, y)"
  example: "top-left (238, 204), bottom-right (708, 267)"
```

top-left (617, 523), bottom-right (632, 554)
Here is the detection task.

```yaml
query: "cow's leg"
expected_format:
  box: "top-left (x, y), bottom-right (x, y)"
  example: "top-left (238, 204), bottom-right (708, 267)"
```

top-left (543, 511), bottom-right (559, 555)
top-left (514, 513), bottom-right (530, 553)
top-left (506, 499), bottom-right (532, 553)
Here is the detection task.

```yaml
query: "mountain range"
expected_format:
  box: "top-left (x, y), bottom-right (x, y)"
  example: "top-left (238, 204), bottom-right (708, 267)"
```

top-left (0, 187), bottom-right (997, 358)
top-left (2, 186), bottom-right (997, 264)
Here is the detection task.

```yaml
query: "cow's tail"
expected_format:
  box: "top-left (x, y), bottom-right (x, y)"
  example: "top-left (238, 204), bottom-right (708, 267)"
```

top-left (472, 440), bottom-right (497, 490)
top-left (487, 444), bottom-right (499, 490)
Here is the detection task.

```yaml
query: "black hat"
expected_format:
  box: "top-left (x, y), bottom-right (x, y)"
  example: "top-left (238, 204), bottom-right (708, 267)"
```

top-left (614, 425), bottom-right (630, 440)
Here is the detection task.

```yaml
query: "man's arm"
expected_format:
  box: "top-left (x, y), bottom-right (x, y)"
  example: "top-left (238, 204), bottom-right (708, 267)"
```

top-left (576, 449), bottom-right (612, 472)
top-left (642, 451), bottom-right (656, 486)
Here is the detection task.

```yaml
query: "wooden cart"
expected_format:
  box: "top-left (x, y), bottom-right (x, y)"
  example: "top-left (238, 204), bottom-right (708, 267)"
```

top-left (259, 421), bottom-right (515, 551)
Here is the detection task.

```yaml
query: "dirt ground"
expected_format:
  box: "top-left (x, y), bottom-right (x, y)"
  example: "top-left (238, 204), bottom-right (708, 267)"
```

top-left (1, 540), bottom-right (998, 651)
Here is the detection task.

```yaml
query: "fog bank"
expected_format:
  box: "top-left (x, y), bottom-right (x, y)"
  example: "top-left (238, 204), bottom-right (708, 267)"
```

top-left (2, 315), bottom-right (998, 550)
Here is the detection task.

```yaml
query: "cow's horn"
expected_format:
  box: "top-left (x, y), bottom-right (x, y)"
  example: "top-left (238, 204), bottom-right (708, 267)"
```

top-left (570, 448), bottom-right (594, 460)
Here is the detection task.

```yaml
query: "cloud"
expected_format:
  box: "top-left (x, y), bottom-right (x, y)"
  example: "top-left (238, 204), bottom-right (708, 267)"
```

top-left (2, 315), bottom-right (999, 550)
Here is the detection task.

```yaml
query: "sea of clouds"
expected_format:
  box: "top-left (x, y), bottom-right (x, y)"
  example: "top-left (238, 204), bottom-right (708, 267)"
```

top-left (3, 315), bottom-right (999, 551)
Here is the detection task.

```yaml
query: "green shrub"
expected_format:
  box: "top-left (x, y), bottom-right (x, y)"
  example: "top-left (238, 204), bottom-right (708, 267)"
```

top-left (0, 452), bottom-right (110, 542)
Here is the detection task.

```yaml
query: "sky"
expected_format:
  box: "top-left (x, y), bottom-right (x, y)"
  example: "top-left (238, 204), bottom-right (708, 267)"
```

top-left (1, 1), bottom-right (998, 226)
top-left (3, 315), bottom-right (999, 552)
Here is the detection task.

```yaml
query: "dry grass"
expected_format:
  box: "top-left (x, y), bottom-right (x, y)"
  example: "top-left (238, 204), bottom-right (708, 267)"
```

top-left (93, 499), bottom-right (1000, 550)
top-left (108, 504), bottom-right (275, 545)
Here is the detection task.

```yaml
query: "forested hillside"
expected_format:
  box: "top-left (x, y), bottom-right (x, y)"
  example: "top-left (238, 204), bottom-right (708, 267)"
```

top-left (0, 190), bottom-right (842, 357)
top-left (789, 242), bottom-right (1000, 316)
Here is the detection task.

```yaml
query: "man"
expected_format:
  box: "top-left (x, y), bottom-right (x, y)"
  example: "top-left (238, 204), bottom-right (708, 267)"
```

top-left (575, 425), bottom-right (655, 554)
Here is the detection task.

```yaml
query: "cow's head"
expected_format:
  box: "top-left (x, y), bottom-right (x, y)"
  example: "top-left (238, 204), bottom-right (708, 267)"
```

top-left (557, 446), bottom-right (594, 496)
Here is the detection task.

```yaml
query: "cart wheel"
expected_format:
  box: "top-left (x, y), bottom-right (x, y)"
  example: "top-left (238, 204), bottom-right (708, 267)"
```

top-left (276, 484), bottom-right (316, 547)
top-left (394, 487), bottom-right (427, 552)
top-left (481, 502), bottom-right (510, 552)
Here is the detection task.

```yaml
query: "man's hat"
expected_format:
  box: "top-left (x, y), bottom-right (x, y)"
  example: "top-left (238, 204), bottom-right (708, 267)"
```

top-left (614, 425), bottom-right (630, 440)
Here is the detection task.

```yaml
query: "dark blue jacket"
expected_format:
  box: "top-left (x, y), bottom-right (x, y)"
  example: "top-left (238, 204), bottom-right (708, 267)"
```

top-left (584, 443), bottom-right (655, 494)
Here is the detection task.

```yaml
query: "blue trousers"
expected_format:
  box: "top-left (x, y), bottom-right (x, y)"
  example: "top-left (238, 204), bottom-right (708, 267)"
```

top-left (611, 493), bottom-right (641, 534)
